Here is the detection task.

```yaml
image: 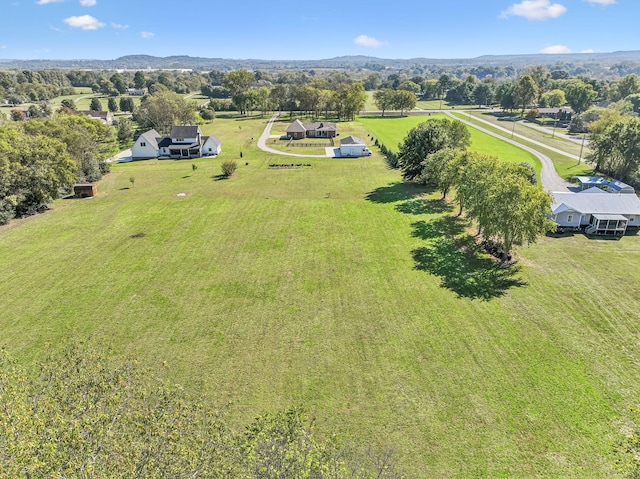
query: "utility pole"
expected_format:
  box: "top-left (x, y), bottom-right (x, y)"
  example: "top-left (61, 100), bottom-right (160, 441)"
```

top-left (578, 133), bottom-right (586, 164)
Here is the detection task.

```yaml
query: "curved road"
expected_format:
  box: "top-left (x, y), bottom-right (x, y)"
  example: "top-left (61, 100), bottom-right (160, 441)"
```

top-left (257, 113), bottom-right (330, 158)
top-left (444, 111), bottom-right (573, 192)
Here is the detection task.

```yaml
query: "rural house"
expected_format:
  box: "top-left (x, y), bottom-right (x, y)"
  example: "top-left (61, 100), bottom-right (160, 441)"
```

top-left (550, 189), bottom-right (640, 235)
top-left (132, 126), bottom-right (221, 160)
top-left (80, 110), bottom-right (114, 125)
top-left (286, 119), bottom-right (337, 139)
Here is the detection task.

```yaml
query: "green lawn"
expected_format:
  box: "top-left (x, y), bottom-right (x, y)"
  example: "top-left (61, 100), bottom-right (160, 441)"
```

top-left (360, 115), bottom-right (542, 176)
top-left (450, 112), bottom-right (593, 180)
top-left (1, 115), bottom-right (639, 477)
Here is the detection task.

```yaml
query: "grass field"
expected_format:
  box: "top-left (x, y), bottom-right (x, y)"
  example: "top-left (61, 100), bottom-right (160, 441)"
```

top-left (1, 114), bottom-right (640, 477)
top-left (360, 115), bottom-right (543, 176)
top-left (449, 112), bottom-right (594, 180)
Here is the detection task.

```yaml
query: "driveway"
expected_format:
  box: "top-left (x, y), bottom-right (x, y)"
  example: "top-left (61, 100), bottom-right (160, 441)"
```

top-left (257, 114), bottom-right (330, 158)
top-left (108, 148), bottom-right (132, 163)
top-left (445, 112), bottom-right (573, 192)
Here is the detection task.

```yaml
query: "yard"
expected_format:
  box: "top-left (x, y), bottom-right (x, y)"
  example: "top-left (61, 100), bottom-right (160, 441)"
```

top-left (0, 114), bottom-right (639, 477)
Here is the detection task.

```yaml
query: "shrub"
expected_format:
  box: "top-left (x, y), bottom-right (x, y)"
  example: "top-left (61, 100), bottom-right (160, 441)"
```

top-left (221, 160), bottom-right (237, 177)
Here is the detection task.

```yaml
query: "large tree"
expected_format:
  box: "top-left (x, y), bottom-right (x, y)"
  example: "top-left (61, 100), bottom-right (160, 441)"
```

top-left (589, 116), bottom-right (640, 183)
top-left (134, 91), bottom-right (197, 134)
top-left (373, 89), bottom-right (394, 116)
top-left (513, 74), bottom-right (539, 113)
top-left (397, 118), bottom-right (470, 181)
top-left (565, 80), bottom-right (597, 114)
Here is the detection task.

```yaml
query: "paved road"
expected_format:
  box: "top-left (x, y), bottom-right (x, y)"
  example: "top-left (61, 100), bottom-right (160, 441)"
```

top-left (445, 111), bottom-right (573, 192)
top-left (257, 113), bottom-right (330, 158)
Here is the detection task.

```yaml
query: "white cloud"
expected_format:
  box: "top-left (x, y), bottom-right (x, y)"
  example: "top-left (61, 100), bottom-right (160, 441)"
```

top-left (36, 0), bottom-right (63, 4)
top-left (354, 34), bottom-right (387, 48)
top-left (63, 15), bottom-right (104, 30)
top-left (540, 45), bottom-right (572, 53)
top-left (80, 0), bottom-right (96, 5)
top-left (581, 48), bottom-right (595, 53)
top-left (140, 31), bottom-right (155, 39)
top-left (111, 22), bottom-right (128, 29)
top-left (0, 45), bottom-right (6, 49)
top-left (585, 0), bottom-right (615, 4)
top-left (500, 0), bottom-right (567, 20)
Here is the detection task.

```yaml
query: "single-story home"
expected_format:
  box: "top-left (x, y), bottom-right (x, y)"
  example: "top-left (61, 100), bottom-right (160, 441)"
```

top-left (537, 107), bottom-right (573, 121)
top-left (80, 110), bottom-right (114, 125)
top-left (339, 136), bottom-right (371, 157)
top-left (286, 119), bottom-right (337, 139)
top-left (127, 88), bottom-right (147, 96)
top-left (132, 126), bottom-right (221, 160)
top-left (550, 189), bottom-right (640, 235)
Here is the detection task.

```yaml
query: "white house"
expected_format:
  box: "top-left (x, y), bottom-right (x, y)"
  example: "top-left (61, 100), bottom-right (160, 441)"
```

top-left (550, 189), bottom-right (640, 235)
top-left (132, 126), bottom-right (221, 160)
top-left (339, 136), bottom-right (371, 157)
top-left (131, 129), bottom-right (161, 159)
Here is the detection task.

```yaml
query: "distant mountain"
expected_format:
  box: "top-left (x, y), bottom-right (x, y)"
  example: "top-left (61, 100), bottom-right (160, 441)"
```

top-left (1, 51), bottom-right (640, 75)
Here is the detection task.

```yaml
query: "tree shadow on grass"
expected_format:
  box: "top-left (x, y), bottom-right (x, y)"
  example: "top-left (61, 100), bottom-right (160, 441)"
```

top-left (396, 197), bottom-right (453, 215)
top-left (212, 174), bottom-right (229, 181)
top-left (365, 182), bottom-right (432, 204)
top-left (411, 216), bottom-right (468, 240)
top-left (412, 227), bottom-right (526, 300)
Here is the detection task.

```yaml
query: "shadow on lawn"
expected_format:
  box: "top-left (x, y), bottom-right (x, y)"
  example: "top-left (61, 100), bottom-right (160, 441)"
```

top-left (365, 182), bottom-right (431, 204)
top-left (396, 197), bottom-right (453, 215)
top-left (411, 218), bottom-right (526, 300)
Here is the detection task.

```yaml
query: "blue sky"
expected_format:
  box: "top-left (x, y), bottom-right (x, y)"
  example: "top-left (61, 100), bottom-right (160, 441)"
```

top-left (0, 0), bottom-right (635, 60)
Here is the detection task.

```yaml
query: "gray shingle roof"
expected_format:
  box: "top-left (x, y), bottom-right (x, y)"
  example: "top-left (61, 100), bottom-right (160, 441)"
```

top-left (340, 135), bottom-right (365, 145)
top-left (170, 125), bottom-right (201, 138)
top-left (139, 129), bottom-right (161, 149)
top-left (286, 119), bottom-right (306, 133)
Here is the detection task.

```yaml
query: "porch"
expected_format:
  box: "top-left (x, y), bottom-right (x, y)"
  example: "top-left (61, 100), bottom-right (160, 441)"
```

top-left (585, 214), bottom-right (628, 236)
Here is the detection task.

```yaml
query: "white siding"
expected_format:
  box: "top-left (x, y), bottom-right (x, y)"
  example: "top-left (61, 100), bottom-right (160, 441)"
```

top-left (340, 145), bottom-right (371, 157)
top-left (131, 139), bottom-right (158, 159)
top-left (202, 137), bottom-right (221, 156)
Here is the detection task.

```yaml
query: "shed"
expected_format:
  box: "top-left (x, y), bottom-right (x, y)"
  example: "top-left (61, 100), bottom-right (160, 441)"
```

top-left (339, 136), bottom-right (372, 157)
top-left (571, 176), bottom-right (609, 190)
top-left (607, 180), bottom-right (635, 194)
top-left (74, 183), bottom-right (97, 198)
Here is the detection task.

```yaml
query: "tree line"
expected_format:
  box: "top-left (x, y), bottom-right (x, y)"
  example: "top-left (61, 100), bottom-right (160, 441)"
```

top-left (397, 119), bottom-right (554, 254)
top-left (0, 112), bottom-right (117, 225)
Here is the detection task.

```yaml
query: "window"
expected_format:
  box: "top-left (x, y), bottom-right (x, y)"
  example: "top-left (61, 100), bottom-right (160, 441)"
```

top-left (567, 215), bottom-right (573, 223)
top-left (176, 138), bottom-right (184, 142)
top-left (208, 148), bottom-right (212, 152)
top-left (140, 142), bottom-right (146, 147)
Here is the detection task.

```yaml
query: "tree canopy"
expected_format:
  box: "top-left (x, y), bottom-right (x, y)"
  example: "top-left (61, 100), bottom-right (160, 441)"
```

top-left (397, 119), bottom-right (470, 181)
top-left (0, 343), bottom-right (405, 478)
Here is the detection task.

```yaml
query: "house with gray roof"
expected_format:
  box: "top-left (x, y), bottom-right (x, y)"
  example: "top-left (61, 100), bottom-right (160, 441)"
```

top-left (550, 190), bottom-right (640, 235)
top-left (286, 119), bottom-right (337, 140)
top-left (132, 126), bottom-right (221, 160)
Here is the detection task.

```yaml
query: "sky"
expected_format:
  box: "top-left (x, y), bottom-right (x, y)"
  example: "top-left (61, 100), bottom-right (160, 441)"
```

top-left (0, 0), bottom-right (636, 60)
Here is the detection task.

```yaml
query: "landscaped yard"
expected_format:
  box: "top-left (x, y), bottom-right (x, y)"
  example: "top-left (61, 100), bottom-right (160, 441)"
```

top-left (1, 114), bottom-right (639, 477)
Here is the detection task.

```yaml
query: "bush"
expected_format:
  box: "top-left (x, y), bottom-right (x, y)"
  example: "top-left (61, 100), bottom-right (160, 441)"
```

top-left (221, 160), bottom-right (237, 177)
